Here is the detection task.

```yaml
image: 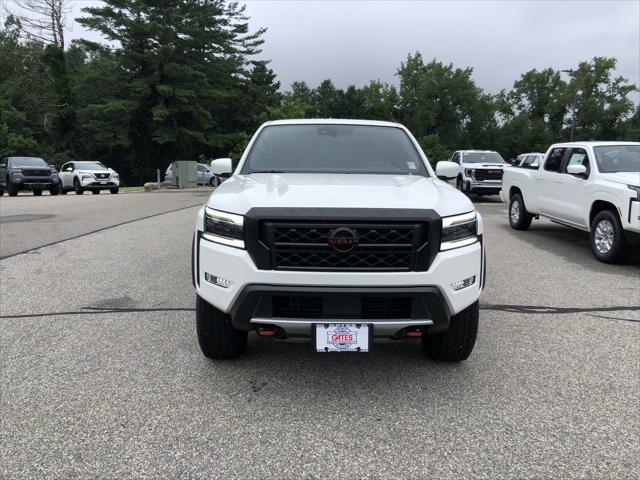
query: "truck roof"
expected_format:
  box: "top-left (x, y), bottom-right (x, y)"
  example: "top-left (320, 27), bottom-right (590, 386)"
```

top-left (263, 119), bottom-right (403, 128)
top-left (550, 141), bottom-right (639, 148)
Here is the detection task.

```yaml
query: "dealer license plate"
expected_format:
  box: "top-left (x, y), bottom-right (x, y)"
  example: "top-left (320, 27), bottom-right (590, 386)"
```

top-left (315, 323), bottom-right (370, 352)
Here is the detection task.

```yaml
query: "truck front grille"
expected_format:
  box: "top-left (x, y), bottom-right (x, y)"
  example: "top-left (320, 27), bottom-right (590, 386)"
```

top-left (262, 222), bottom-right (424, 272)
top-left (22, 168), bottom-right (50, 177)
top-left (474, 169), bottom-right (503, 181)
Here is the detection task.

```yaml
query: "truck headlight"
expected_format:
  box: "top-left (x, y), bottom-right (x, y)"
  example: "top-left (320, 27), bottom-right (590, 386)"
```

top-left (203, 207), bottom-right (245, 249)
top-left (465, 169), bottom-right (475, 177)
top-left (440, 211), bottom-right (478, 251)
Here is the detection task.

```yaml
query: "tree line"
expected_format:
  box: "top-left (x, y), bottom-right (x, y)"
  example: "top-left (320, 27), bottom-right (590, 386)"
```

top-left (1, 0), bottom-right (638, 185)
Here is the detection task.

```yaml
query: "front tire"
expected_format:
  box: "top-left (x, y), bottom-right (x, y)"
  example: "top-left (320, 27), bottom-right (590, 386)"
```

top-left (196, 296), bottom-right (247, 359)
top-left (8, 179), bottom-right (18, 196)
top-left (50, 184), bottom-right (60, 195)
top-left (422, 301), bottom-right (479, 362)
top-left (110, 187), bottom-right (119, 194)
top-left (73, 178), bottom-right (84, 195)
top-left (590, 210), bottom-right (629, 263)
top-left (33, 189), bottom-right (42, 196)
top-left (509, 193), bottom-right (532, 230)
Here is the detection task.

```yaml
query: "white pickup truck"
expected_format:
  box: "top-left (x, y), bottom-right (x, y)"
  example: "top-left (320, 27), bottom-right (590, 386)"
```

top-left (501, 141), bottom-right (640, 263)
top-left (449, 150), bottom-right (506, 196)
top-left (193, 119), bottom-right (485, 361)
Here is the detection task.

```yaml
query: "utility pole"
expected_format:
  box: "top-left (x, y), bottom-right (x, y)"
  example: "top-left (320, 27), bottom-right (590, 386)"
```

top-left (561, 68), bottom-right (596, 142)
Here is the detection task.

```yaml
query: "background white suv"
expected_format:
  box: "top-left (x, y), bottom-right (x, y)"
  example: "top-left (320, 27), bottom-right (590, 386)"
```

top-left (59, 161), bottom-right (120, 195)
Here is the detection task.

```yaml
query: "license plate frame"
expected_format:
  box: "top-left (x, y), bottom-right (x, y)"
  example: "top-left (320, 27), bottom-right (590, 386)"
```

top-left (313, 323), bottom-right (372, 352)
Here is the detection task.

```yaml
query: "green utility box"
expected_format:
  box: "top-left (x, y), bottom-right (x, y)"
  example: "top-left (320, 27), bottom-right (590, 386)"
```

top-left (173, 160), bottom-right (197, 189)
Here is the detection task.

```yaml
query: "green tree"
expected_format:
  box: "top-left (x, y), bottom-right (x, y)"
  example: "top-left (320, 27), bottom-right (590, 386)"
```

top-left (396, 53), bottom-right (495, 151)
top-left (77, 0), bottom-right (266, 183)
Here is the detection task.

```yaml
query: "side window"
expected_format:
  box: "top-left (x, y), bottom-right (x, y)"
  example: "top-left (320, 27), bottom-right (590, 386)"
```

top-left (197, 164), bottom-right (205, 172)
top-left (544, 147), bottom-right (567, 172)
top-left (452, 152), bottom-right (460, 164)
top-left (522, 156), bottom-right (534, 167)
top-left (563, 148), bottom-right (590, 176)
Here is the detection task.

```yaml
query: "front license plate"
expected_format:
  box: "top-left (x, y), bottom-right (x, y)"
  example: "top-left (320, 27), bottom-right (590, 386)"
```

top-left (315, 323), bottom-right (370, 352)
top-left (100, 181), bottom-right (107, 184)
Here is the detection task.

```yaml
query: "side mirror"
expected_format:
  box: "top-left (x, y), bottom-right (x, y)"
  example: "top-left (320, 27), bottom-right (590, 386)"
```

top-left (435, 161), bottom-right (459, 180)
top-left (210, 158), bottom-right (233, 175)
top-left (566, 164), bottom-right (587, 176)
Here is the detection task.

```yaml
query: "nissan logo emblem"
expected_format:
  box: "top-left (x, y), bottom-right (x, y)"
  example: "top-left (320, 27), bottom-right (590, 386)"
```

top-left (328, 228), bottom-right (359, 253)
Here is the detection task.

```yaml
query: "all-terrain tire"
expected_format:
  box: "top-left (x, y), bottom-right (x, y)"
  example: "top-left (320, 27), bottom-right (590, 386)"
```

top-left (196, 295), bottom-right (247, 359)
top-left (590, 209), bottom-right (629, 264)
top-left (509, 192), bottom-right (533, 230)
top-left (422, 301), bottom-right (479, 362)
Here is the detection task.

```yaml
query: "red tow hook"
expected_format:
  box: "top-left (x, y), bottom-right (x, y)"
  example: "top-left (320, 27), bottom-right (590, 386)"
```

top-left (404, 330), bottom-right (423, 338)
top-left (258, 328), bottom-right (277, 337)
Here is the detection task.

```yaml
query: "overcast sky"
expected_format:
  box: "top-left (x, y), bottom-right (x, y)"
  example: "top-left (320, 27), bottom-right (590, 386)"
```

top-left (59, 0), bottom-right (640, 96)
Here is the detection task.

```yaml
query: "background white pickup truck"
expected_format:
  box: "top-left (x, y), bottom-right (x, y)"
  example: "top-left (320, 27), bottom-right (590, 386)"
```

top-left (450, 150), bottom-right (506, 196)
top-left (501, 141), bottom-right (640, 263)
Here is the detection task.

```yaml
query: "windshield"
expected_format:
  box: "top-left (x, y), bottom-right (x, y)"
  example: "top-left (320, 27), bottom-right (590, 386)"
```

top-left (594, 145), bottom-right (639, 173)
top-left (76, 162), bottom-right (107, 171)
top-left (463, 152), bottom-right (504, 164)
top-left (9, 157), bottom-right (47, 167)
top-left (242, 124), bottom-right (428, 176)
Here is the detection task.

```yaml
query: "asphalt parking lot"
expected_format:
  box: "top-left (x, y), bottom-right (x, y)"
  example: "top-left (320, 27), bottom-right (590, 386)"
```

top-left (1, 192), bottom-right (638, 479)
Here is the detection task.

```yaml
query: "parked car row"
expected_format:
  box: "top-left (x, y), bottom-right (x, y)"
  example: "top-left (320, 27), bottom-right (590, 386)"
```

top-left (434, 142), bottom-right (639, 263)
top-left (0, 157), bottom-right (120, 196)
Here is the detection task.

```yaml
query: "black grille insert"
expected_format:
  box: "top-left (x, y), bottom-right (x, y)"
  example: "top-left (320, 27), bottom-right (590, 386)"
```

top-left (272, 296), bottom-right (322, 318)
top-left (474, 169), bottom-right (503, 181)
top-left (22, 168), bottom-right (50, 177)
top-left (262, 222), bottom-right (425, 272)
top-left (361, 297), bottom-right (412, 319)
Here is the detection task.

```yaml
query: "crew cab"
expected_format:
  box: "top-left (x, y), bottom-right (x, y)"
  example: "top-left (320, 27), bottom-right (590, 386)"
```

top-left (0, 156), bottom-right (60, 196)
top-left (58, 161), bottom-right (120, 195)
top-left (502, 141), bottom-right (640, 263)
top-left (449, 150), bottom-right (506, 196)
top-left (514, 152), bottom-right (545, 168)
top-left (193, 119), bottom-right (485, 361)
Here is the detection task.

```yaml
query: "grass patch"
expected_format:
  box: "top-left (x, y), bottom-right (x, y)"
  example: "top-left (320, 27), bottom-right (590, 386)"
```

top-left (120, 186), bottom-right (145, 193)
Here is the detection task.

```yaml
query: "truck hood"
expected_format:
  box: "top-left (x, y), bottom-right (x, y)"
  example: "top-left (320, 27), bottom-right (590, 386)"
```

top-left (207, 173), bottom-right (474, 217)
top-left (600, 172), bottom-right (640, 187)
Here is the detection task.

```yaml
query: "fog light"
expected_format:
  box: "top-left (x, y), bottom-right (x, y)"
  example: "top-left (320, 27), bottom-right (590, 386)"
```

top-left (204, 272), bottom-right (233, 288)
top-left (451, 276), bottom-right (475, 291)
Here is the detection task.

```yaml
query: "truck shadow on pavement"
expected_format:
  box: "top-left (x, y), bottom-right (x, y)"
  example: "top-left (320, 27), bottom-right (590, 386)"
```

top-left (497, 222), bottom-right (640, 270)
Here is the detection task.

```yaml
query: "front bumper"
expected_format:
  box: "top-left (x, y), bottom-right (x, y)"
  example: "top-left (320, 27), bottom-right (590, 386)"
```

top-left (11, 176), bottom-right (59, 190)
top-left (194, 233), bottom-right (483, 335)
top-left (80, 176), bottom-right (119, 188)
top-left (467, 180), bottom-right (502, 194)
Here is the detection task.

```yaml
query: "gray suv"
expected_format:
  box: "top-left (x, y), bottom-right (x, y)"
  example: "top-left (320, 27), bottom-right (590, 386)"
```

top-left (0, 156), bottom-right (61, 196)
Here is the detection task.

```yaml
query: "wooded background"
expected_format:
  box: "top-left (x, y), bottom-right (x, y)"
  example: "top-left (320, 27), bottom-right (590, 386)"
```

top-left (1, 0), bottom-right (638, 185)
